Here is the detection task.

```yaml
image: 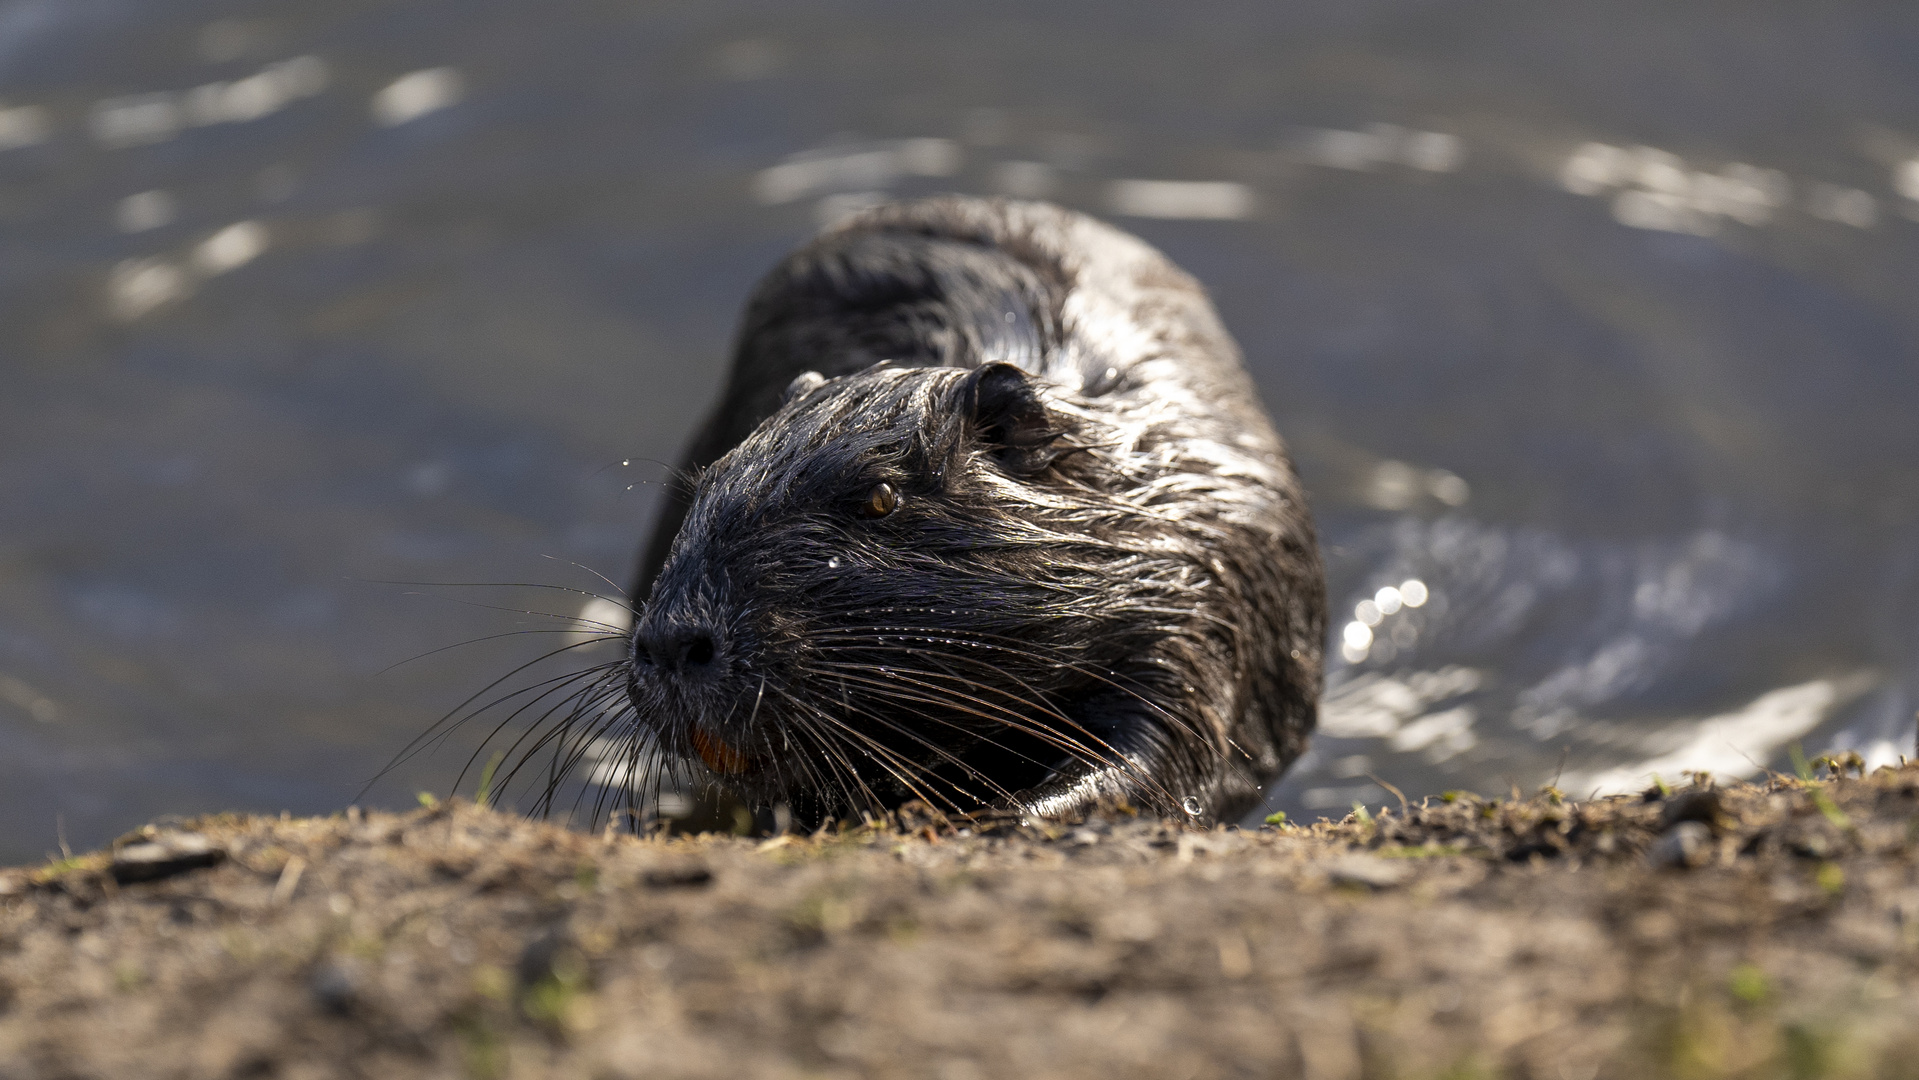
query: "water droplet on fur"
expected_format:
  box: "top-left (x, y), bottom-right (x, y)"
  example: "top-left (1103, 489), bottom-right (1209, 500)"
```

top-left (827, 557), bottom-right (841, 569)
top-left (1180, 796), bottom-right (1202, 817)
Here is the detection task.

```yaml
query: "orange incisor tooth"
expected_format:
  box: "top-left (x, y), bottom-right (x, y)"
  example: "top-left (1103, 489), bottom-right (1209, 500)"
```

top-left (690, 726), bottom-right (749, 774)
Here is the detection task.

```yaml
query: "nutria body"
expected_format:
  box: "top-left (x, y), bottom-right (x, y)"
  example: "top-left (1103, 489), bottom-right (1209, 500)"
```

top-left (625, 197), bottom-right (1323, 824)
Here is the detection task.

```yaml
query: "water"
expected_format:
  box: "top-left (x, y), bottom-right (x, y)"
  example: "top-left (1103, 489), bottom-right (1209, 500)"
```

top-left (1, 1), bottom-right (1915, 862)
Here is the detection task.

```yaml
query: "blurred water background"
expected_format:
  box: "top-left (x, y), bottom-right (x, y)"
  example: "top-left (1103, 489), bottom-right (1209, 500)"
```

top-left (2, 1), bottom-right (1916, 861)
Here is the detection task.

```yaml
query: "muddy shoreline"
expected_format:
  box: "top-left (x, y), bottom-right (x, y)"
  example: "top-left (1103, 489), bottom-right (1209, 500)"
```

top-left (3, 764), bottom-right (1917, 1079)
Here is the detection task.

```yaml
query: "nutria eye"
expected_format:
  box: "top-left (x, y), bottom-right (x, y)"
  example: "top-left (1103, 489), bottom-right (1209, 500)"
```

top-left (859, 481), bottom-right (899, 518)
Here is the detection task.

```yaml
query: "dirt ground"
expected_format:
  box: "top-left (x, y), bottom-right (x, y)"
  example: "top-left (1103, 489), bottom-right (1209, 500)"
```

top-left (2, 760), bottom-right (1917, 1080)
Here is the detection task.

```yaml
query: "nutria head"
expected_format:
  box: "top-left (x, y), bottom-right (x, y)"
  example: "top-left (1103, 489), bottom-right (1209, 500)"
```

top-left (626, 361), bottom-right (1192, 818)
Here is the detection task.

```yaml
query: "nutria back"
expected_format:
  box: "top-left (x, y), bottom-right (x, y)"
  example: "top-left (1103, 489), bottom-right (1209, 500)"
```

top-left (624, 197), bottom-right (1324, 824)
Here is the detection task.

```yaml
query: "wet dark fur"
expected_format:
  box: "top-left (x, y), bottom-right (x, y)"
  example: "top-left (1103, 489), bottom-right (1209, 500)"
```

top-left (625, 198), bottom-right (1323, 824)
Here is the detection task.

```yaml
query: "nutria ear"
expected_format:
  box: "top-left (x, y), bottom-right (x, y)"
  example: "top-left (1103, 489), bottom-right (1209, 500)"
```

top-left (782, 370), bottom-right (827, 404)
top-left (959, 362), bottom-right (1063, 475)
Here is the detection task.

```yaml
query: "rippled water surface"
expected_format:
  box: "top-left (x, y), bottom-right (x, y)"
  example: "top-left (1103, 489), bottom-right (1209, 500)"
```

top-left (2, 1), bottom-right (1916, 860)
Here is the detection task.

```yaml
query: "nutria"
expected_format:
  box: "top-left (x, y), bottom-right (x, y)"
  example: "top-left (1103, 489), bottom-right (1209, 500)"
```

top-left (620, 197), bottom-right (1323, 824)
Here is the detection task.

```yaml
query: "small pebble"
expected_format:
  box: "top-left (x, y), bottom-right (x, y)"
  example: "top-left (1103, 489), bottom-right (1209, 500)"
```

top-left (110, 832), bottom-right (224, 884)
top-left (1326, 856), bottom-right (1409, 890)
top-left (308, 960), bottom-right (360, 1015)
top-left (641, 862), bottom-right (713, 889)
top-left (1787, 832), bottom-right (1833, 860)
top-left (1649, 821), bottom-right (1712, 869)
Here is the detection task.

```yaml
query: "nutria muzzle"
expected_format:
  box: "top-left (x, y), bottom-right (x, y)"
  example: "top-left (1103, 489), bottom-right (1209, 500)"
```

top-left (626, 573), bottom-right (772, 779)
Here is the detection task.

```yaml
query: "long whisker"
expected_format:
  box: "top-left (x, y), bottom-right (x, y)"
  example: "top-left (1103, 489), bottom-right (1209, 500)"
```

top-left (784, 695), bottom-right (971, 816)
top-left (773, 686), bottom-right (898, 809)
top-left (773, 689), bottom-right (890, 821)
top-left (362, 638), bottom-right (627, 799)
top-left (814, 627), bottom-right (1223, 762)
top-left (520, 684), bottom-right (641, 824)
top-left (815, 623), bottom-right (1181, 718)
top-left (776, 699), bottom-right (891, 819)
top-left (813, 664), bottom-right (1107, 779)
top-left (535, 555), bottom-right (635, 603)
top-left (453, 663), bottom-right (628, 799)
top-left (777, 679), bottom-right (966, 817)
top-left (375, 629), bottom-right (624, 678)
top-left (803, 688), bottom-right (1030, 810)
top-left (813, 659), bottom-right (1167, 799)
top-left (361, 577), bottom-right (640, 615)
top-left (815, 665), bottom-right (1113, 772)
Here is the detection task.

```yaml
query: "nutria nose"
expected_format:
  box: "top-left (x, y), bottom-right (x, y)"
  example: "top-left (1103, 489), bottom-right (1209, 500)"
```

top-left (679, 633), bottom-right (715, 667)
top-left (635, 625), bottom-right (719, 672)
